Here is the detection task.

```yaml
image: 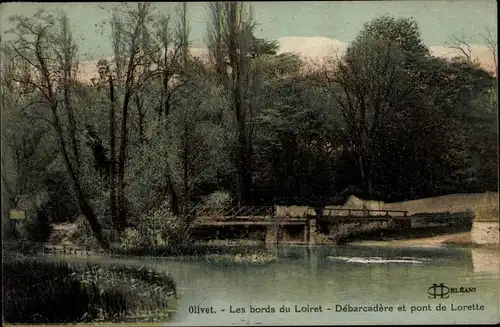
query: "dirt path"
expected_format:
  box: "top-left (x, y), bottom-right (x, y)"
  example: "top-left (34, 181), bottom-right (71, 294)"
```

top-left (48, 223), bottom-right (79, 245)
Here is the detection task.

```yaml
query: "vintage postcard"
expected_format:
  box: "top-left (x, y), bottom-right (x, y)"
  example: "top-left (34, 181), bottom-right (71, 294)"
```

top-left (1, 1), bottom-right (498, 326)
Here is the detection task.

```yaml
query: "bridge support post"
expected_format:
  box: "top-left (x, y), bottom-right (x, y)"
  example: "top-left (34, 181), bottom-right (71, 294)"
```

top-left (307, 218), bottom-right (317, 245)
top-left (303, 223), bottom-right (308, 244)
top-left (265, 224), bottom-right (278, 245)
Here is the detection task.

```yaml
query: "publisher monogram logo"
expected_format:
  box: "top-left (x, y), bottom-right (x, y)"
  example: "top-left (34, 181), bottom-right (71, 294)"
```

top-left (428, 283), bottom-right (476, 299)
top-left (428, 283), bottom-right (450, 299)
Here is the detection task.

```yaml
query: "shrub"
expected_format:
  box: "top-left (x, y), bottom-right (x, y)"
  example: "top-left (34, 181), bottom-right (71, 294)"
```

top-left (203, 190), bottom-right (233, 207)
top-left (42, 170), bottom-right (79, 223)
top-left (23, 208), bottom-right (53, 243)
top-left (3, 258), bottom-right (177, 324)
top-left (71, 214), bottom-right (119, 247)
top-left (330, 221), bottom-right (387, 242)
top-left (121, 202), bottom-right (190, 248)
top-left (120, 228), bottom-right (142, 248)
top-left (13, 192), bottom-right (53, 243)
top-left (71, 215), bottom-right (99, 246)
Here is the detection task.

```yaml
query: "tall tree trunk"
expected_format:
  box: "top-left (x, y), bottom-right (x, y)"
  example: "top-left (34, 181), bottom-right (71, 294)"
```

top-left (135, 94), bottom-right (146, 145)
top-left (52, 103), bottom-right (108, 248)
top-left (182, 123), bottom-right (189, 214)
top-left (207, 2), bottom-right (254, 205)
top-left (117, 91), bottom-right (131, 231)
top-left (61, 13), bottom-right (80, 174)
top-left (108, 74), bottom-right (118, 231)
top-left (357, 154), bottom-right (372, 197)
top-left (235, 85), bottom-right (252, 204)
top-left (231, 3), bottom-right (253, 205)
top-left (168, 175), bottom-right (179, 216)
top-left (161, 46), bottom-right (179, 216)
top-left (64, 79), bottom-right (80, 173)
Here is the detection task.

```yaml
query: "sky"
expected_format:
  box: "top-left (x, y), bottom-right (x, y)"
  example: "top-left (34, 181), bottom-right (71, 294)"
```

top-left (0, 1), bottom-right (497, 61)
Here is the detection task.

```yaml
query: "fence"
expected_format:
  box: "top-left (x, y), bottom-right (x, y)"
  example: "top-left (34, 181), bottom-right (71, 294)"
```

top-left (186, 206), bottom-right (276, 218)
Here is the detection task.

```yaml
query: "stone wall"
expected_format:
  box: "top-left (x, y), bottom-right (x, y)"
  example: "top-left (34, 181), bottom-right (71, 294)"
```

top-left (275, 205), bottom-right (315, 217)
top-left (274, 192), bottom-right (499, 245)
top-left (342, 195), bottom-right (386, 216)
top-left (471, 204), bottom-right (499, 245)
top-left (323, 196), bottom-right (386, 216)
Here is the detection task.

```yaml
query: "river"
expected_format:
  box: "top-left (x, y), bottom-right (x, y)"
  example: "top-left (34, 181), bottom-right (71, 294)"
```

top-left (44, 245), bottom-right (499, 326)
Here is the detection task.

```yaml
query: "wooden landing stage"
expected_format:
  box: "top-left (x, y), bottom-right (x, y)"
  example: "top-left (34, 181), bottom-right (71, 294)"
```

top-left (187, 206), bottom-right (410, 245)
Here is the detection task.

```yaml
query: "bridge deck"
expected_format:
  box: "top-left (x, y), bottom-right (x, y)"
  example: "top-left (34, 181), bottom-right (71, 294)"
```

top-left (194, 220), bottom-right (307, 227)
top-left (189, 206), bottom-right (413, 228)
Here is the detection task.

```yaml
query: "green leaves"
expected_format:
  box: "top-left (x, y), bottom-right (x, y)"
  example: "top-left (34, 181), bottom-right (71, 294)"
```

top-left (356, 15), bottom-right (430, 58)
top-left (2, 7), bottom-right (498, 245)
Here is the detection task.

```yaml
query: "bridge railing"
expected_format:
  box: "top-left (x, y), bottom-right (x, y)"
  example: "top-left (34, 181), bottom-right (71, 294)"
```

top-left (185, 205), bottom-right (276, 218)
top-left (321, 208), bottom-right (408, 218)
top-left (184, 205), bottom-right (408, 220)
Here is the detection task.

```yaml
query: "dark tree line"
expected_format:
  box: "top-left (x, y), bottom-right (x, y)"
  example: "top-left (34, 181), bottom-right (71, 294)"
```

top-left (1, 5), bottom-right (497, 246)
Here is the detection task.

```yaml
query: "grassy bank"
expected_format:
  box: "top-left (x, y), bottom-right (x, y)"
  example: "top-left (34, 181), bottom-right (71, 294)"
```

top-left (2, 240), bottom-right (45, 254)
top-left (112, 242), bottom-right (277, 264)
top-left (3, 257), bottom-right (177, 324)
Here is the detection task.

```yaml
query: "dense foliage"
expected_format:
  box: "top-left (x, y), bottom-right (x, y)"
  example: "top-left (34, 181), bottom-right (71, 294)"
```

top-left (1, 4), bottom-right (497, 246)
top-left (3, 258), bottom-right (177, 323)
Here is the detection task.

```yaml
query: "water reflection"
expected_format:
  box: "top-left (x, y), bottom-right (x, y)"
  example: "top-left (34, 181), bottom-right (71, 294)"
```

top-left (472, 247), bottom-right (500, 274)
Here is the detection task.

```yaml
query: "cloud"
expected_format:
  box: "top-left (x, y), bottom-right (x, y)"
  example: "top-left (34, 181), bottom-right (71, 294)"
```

top-left (75, 36), bottom-right (496, 83)
top-left (276, 36), bottom-right (496, 74)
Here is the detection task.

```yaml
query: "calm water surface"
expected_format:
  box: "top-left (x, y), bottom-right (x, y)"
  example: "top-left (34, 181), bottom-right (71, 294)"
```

top-left (48, 245), bottom-right (499, 326)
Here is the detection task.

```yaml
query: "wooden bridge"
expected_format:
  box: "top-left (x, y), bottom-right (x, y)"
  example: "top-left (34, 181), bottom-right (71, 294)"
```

top-left (187, 205), bottom-right (411, 245)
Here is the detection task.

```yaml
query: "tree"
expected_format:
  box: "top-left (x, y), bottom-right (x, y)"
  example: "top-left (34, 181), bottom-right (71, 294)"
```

top-left (479, 27), bottom-right (498, 79)
top-left (0, 54), bottom-right (55, 210)
top-left (448, 28), bottom-right (497, 77)
top-left (169, 70), bottom-right (231, 211)
top-left (324, 36), bottom-right (413, 196)
top-left (98, 2), bottom-right (165, 230)
top-left (356, 15), bottom-right (429, 58)
top-left (206, 2), bottom-right (279, 205)
top-left (147, 3), bottom-right (189, 215)
top-left (370, 49), bottom-right (496, 199)
top-left (255, 71), bottom-right (342, 203)
top-left (448, 32), bottom-right (475, 63)
top-left (3, 10), bottom-right (108, 247)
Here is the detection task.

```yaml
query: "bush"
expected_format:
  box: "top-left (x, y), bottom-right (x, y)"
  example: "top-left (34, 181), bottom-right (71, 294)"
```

top-left (3, 258), bottom-right (177, 324)
top-left (120, 228), bottom-right (142, 248)
top-left (121, 202), bottom-right (190, 248)
top-left (330, 221), bottom-right (387, 243)
top-left (203, 190), bottom-right (233, 207)
top-left (23, 208), bottom-right (53, 243)
top-left (42, 170), bottom-right (79, 223)
top-left (71, 215), bottom-right (99, 246)
top-left (12, 192), bottom-right (53, 243)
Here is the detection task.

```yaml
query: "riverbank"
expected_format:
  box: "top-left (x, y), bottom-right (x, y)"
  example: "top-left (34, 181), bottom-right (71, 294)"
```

top-left (3, 256), bottom-right (177, 324)
top-left (3, 240), bottom-right (278, 265)
top-left (39, 222), bottom-right (277, 264)
top-left (112, 243), bottom-right (277, 264)
top-left (350, 231), bottom-right (486, 248)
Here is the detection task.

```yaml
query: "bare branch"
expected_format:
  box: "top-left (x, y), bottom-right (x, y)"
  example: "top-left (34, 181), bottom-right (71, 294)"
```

top-left (447, 33), bottom-right (473, 62)
top-left (479, 26), bottom-right (498, 77)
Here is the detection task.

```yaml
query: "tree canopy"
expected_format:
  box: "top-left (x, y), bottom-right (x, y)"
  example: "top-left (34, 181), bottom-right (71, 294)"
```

top-left (1, 6), bottom-right (497, 246)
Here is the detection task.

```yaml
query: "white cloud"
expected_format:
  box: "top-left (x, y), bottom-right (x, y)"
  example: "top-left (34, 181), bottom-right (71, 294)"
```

top-left (75, 36), bottom-right (497, 83)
